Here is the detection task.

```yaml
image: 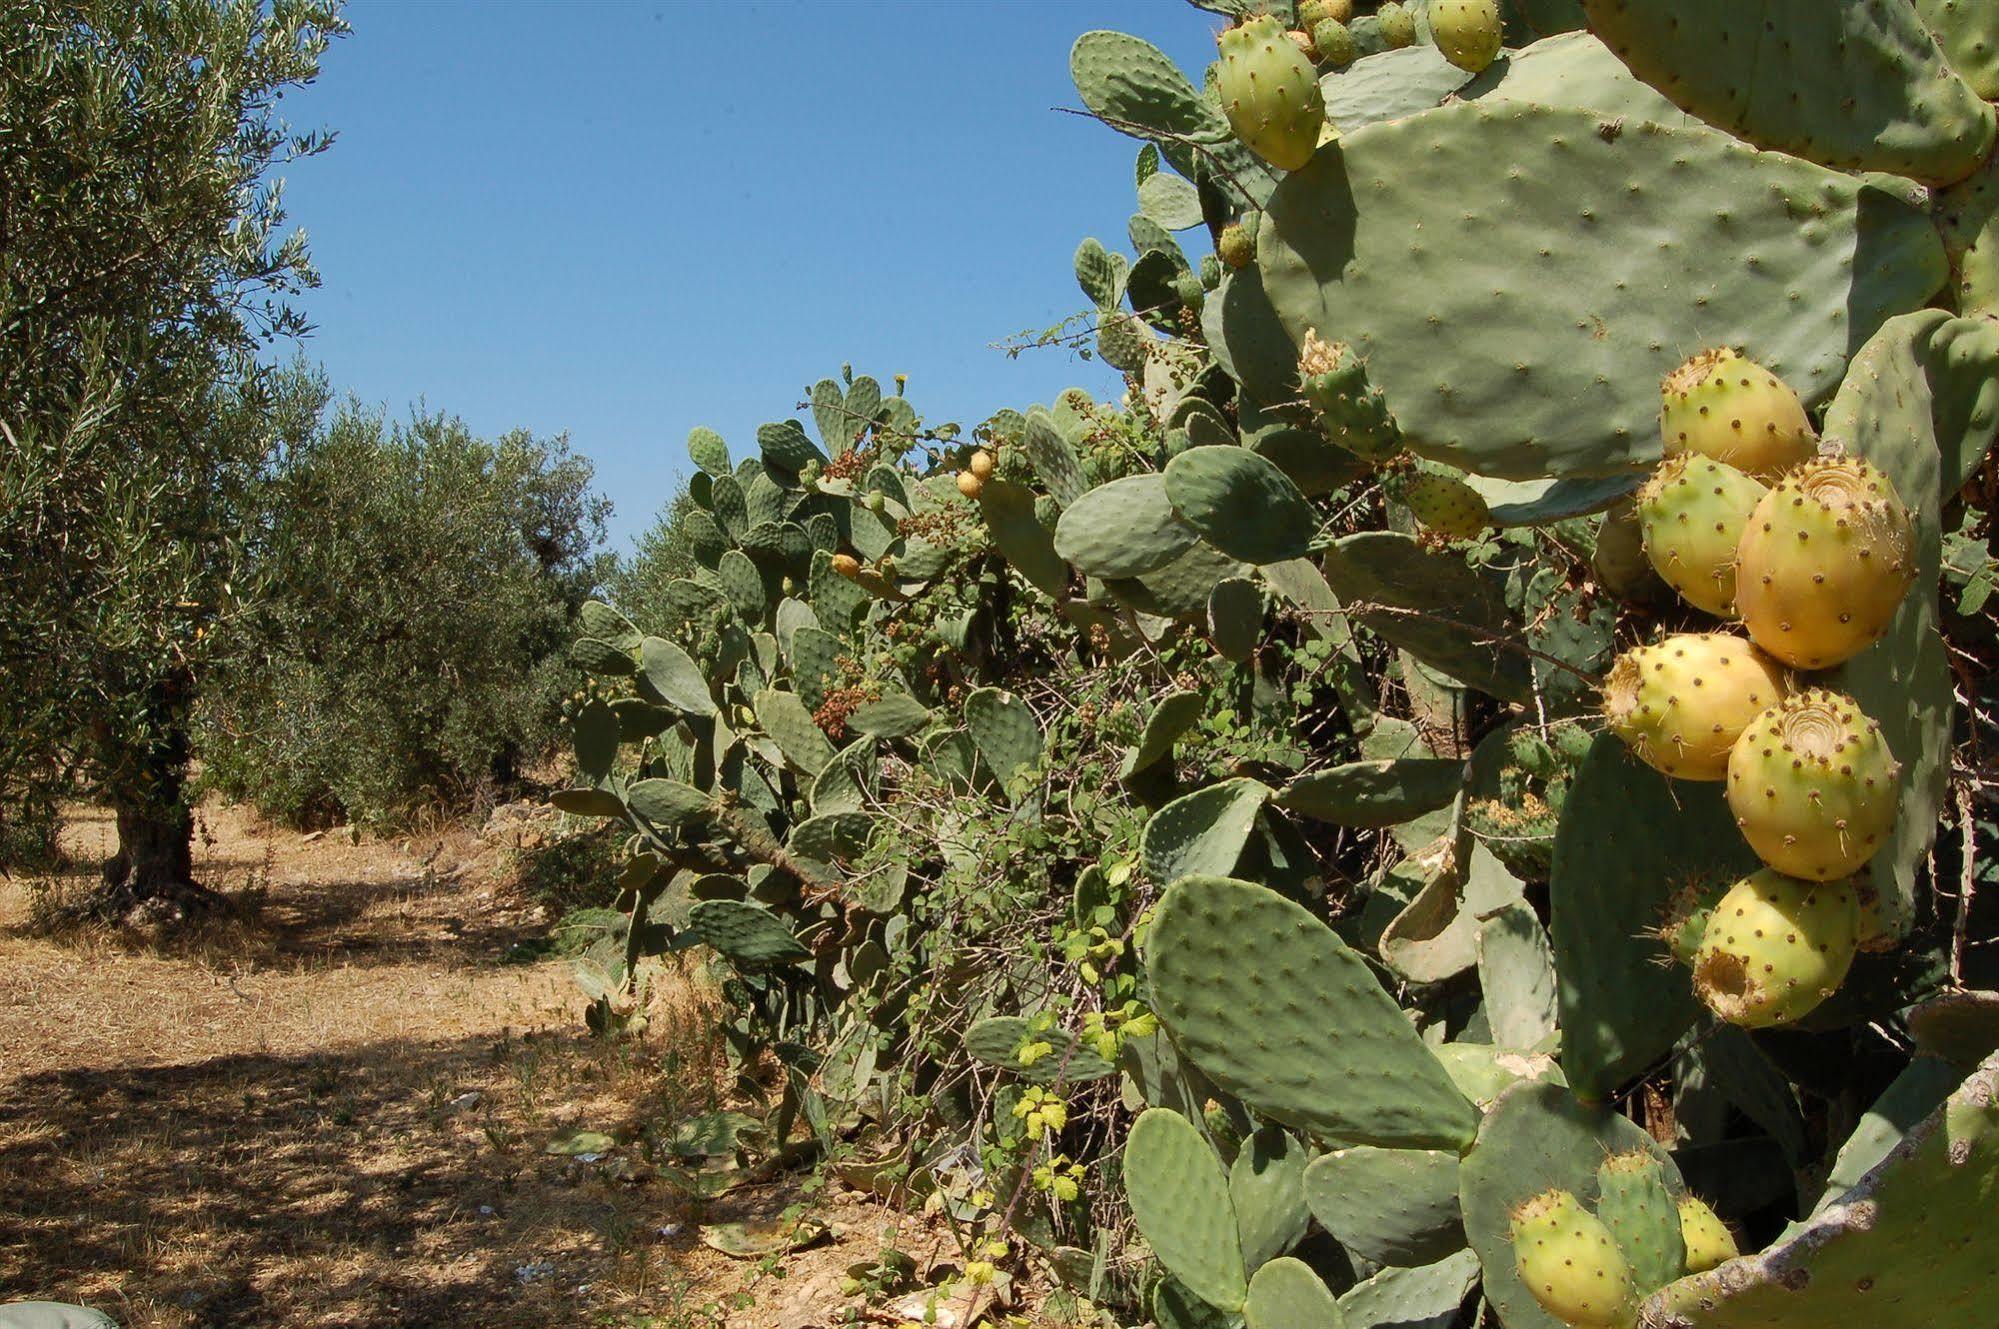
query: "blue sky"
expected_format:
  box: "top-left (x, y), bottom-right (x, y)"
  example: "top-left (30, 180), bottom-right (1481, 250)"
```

top-left (279, 1), bottom-right (1226, 549)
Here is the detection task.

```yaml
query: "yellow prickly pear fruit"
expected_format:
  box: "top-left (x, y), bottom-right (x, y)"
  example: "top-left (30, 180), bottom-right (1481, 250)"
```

top-left (1724, 688), bottom-right (1899, 881)
top-left (1692, 869), bottom-right (1860, 1028)
top-left (1300, 0), bottom-right (1353, 25)
top-left (1734, 456), bottom-right (1916, 669)
top-left (1430, 0), bottom-right (1503, 74)
top-left (1601, 633), bottom-right (1788, 781)
top-left (1218, 221), bottom-right (1256, 270)
top-left (1660, 348), bottom-right (1817, 479)
top-left (831, 553), bottom-right (861, 578)
top-left (956, 470), bottom-right (985, 500)
top-left (1216, 16), bottom-right (1325, 172)
top-left (1635, 454), bottom-right (1766, 617)
top-left (967, 449), bottom-right (996, 480)
top-left (1676, 1196), bottom-right (1738, 1273)
top-left (1511, 1189), bottom-right (1637, 1329)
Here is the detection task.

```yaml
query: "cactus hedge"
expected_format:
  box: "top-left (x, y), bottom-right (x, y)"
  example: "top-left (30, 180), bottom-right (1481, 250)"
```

top-left (551, 0), bottom-right (1999, 1322)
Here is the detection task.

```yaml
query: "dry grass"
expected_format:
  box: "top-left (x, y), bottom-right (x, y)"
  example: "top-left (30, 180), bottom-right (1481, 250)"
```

top-left (0, 802), bottom-right (926, 1328)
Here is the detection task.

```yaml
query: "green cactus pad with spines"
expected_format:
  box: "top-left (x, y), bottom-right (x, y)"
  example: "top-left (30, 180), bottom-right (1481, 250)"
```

top-left (625, 778), bottom-right (715, 831)
top-left (963, 687), bottom-right (1041, 790)
top-left (1230, 1126), bottom-right (1312, 1271)
top-left (1819, 312), bottom-right (1995, 935)
top-left (1153, 1278), bottom-right (1233, 1329)
top-left (1460, 1080), bottom-right (1678, 1329)
top-left (1337, 1250), bottom-right (1480, 1329)
top-left (640, 638), bottom-right (717, 717)
top-left (1244, 1257), bottom-right (1345, 1329)
top-left (1248, 422), bottom-right (1369, 496)
top-left (976, 477), bottom-right (1069, 599)
top-left (1162, 446), bottom-right (1317, 566)
top-left (808, 741), bottom-right (871, 815)
top-left (1918, 0), bottom-right (1999, 97)
top-left (1463, 29), bottom-right (1689, 121)
top-left (578, 600), bottom-right (642, 653)
top-left (687, 899), bottom-right (811, 968)
top-left (845, 693), bottom-right (930, 740)
top-left (714, 549), bottom-right (765, 622)
top-left (571, 637), bottom-right (636, 676)
top-left (1810, 1055), bottom-right (1963, 1214)
top-left (570, 698), bottom-right (619, 785)
top-left (687, 426), bottom-right (731, 476)
top-left (1596, 1151), bottom-right (1686, 1297)
top-left (1204, 271), bottom-right (1304, 409)
top-left (715, 473), bottom-right (751, 543)
top-left (785, 626), bottom-right (839, 711)
top-left (1478, 900), bottom-right (1559, 1053)
top-left (1018, 410), bottom-right (1088, 511)
top-left (1053, 473), bottom-right (1198, 579)
top-left (1319, 532), bottom-right (1533, 703)
top-left (1140, 780), bottom-right (1271, 884)
top-left (1320, 44), bottom-right (1472, 134)
top-left (752, 689), bottom-right (836, 776)
top-left (1123, 1108), bottom-right (1248, 1313)
top-left (788, 810), bottom-right (873, 865)
top-left (1071, 30), bottom-right (1232, 145)
top-left (756, 419), bottom-right (825, 474)
top-left (963, 1016), bottom-right (1117, 1084)
top-left (1297, 332), bottom-right (1404, 462)
top-left (1275, 758), bottom-right (1463, 827)
top-left (1105, 540), bottom-right (1251, 621)
top-left (1258, 101), bottom-right (1947, 480)
top-left (1644, 1052), bottom-right (1999, 1328)
top-left (1303, 1146), bottom-right (1465, 1267)
top-left (1582, 0), bottom-right (1995, 186)
top-left (1206, 576), bottom-right (1264, 663)
top-left (1075, 237), bottom-right (1126, 309)
top-left (1551, 735), bottom-right (1755, 1100)
top-left (1119, 689), bottom-right (1203, 778)
top-left (1146, 875), bottom-right (1480, 1149)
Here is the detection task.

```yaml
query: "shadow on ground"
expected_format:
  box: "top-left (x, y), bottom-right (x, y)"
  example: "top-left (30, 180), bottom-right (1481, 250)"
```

top-left (0, 1027), bottom-right (767, 1328)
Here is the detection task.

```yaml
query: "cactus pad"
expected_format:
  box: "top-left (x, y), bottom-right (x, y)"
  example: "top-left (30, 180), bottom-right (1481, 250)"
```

top-left (1258, 101), bottom-right (1945, 480)
top-left (1123, 1108), bottom-right (1248, 1312)
top-left (1243, 1257), bottom-right (1344, 1329)
top-left (1303, 1146), bottom-right (1466, 1266)
top-left (1582, 0), bottom-right (1995, 186)
top-left (1163, 446), bottom-right (1317, 566)
top-left (1146, 875), bottom-right (1479, 1149)
top-left (1054, 473), bottom-right (1198, 578)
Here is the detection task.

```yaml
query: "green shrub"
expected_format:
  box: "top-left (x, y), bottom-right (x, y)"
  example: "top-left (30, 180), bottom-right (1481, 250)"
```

top-left (199, 398), bottom-right (608, 828)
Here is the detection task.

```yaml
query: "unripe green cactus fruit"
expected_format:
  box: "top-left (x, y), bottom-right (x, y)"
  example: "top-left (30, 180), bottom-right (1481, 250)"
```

top-left (1381, 457), bottom-right (1491, 538)
top-left (1635, 453), bottom-right (1765, 617)
top-left (1218, 222), bottom-right (1255, 270)
top-left (1656, 868), bottom-right (1736, 968)
top-left (1601, 633), bottom-right (1788, 782)
top-left (1724, 687), bottom-right (1900, 881)
top-left (1429, 0), bottom-right (1503, 74)
top-left (1376, 2), bottom-right (1417, 49)
top-left (1734, 456), bottom-right (1917, 669)
top-left (1216, 16), bottom-right (1326, 172)
top-left (1311, 18), bottom-right (1357, 70)
top-left (1510, 1189), bottom-right (1637, 1329)
top-left (1676, 1196), bottom-right (1738, 1273)
top-left (1591, 499), bottom-right (1668, 603)
top-left (1297, 330), bottom-right (1404, 460)
top-left (1660, 348), bottom-right (1818, 480)
top-left (1692, 868), bottom-right (1861, 1028)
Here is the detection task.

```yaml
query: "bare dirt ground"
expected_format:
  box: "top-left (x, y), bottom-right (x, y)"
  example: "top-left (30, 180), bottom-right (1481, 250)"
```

top-left (0, 803), bottom-right (950, 1328)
